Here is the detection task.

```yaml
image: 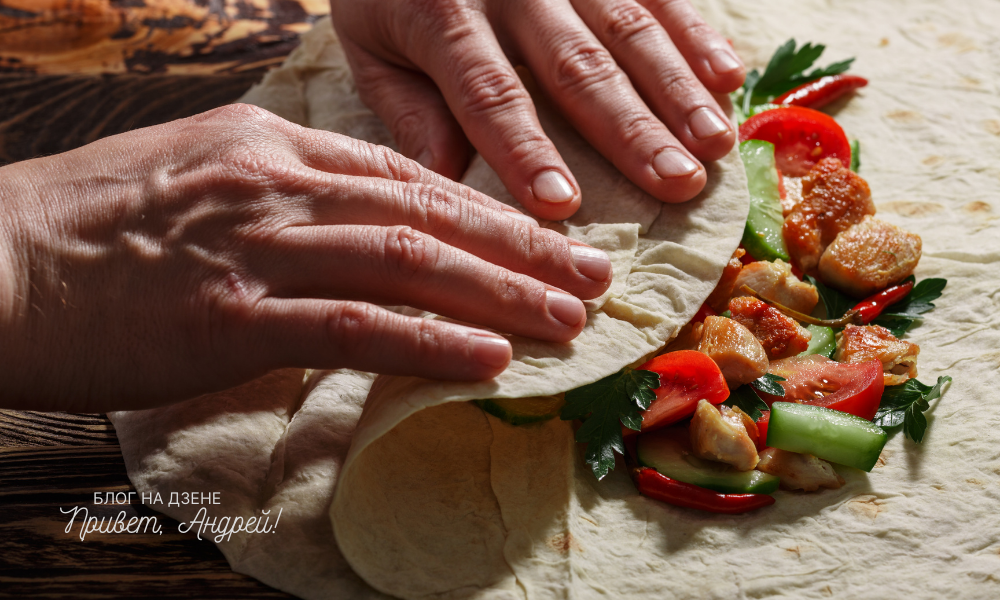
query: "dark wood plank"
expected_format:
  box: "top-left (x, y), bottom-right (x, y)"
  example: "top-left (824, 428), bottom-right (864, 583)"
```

top-left (0, 411), bottom-right (118, 447)
top-left (0, 444), bottom-right (296, 599)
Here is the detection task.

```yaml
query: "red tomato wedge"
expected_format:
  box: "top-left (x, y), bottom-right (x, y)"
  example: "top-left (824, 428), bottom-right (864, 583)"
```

top-left (739, 106), bottom-right (852, 177)
top-left (632, 350), bottom-right (729, 433)
top-left (755, 355), bottom-right (884, 421)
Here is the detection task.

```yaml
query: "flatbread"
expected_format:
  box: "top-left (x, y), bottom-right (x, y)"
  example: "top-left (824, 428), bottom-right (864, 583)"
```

top-left (111, 1), bottom-right (1000, 599)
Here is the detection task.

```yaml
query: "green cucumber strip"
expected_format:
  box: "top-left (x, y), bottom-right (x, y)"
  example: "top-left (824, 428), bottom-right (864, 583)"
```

top-left (739, 140), bottom-right (790, 261)
top-left (850, 139), bottom-right (861, 172)
top-left (766, 402), bottom-right (887, 472)
top-left (636, 427), bottom-right (779, 494)
top-left (800, 325), bottom-right (836, 358)
top-left (476, 396), bottom-right (564, 426)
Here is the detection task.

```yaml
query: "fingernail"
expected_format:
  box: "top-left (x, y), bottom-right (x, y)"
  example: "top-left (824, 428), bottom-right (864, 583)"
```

top-left (570, 246), bottom-right (612, 282)
top-left (532, 171), bottom-right (575, 204)
top-left (652, 149), bottom-right (699, 179)
top-left (469, 334), bottom-right (512, 369)
top-left (708, 49), bottom-right (743, 75)
top-left (416, 148), bottom-right (434, 169)
top-left (689, 107), bottom-right (731, 140)
top-left (546, 290), bottom-right (586, 327)
top-left (505, 210), bottom-right (539, 227)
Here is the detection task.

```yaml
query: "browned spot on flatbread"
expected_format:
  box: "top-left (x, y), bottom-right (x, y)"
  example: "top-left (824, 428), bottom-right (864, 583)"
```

top-left (967, 478), bottom-right (985, 487)
top-left (784, 545), bottom-right (801, 558)
top-left (822, 586), bottom-right (834, 597)
top-left (965, 201), bottom-right (992, 214)
top-left (961, 76), bottom-right (982, 88)
top-left (983, 120), bottom-right (1000, 136)
top-left (847, 495), bottom-right (884, 521)
top-left (547, 532), bottom-right (582, 554)
top-left (922, 155), bottom-right (946, 167)
top-left (874, 449), bottom-right (892, 468)
top-left (879, 200), bottom-right (943, 217)
top-left (885, 110), bottom-right (924, 125)
top-left (938, 32), bottom-right (980, 52)
top-left (879, 38), bottom-right (890, 47)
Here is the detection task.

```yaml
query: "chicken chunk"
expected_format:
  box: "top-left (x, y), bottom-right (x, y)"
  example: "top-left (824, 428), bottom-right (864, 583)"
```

top-left (780, 175), bottom-right (804, 217)
top-left (783, 157), bottom-right (876, 272)
top-left (663, 321), bottom-right (704, 353)
top-left (689, 400), bottom-right (759, 471)
top-left (818, 216), bottom-right (923, 297)
top-left (756, 448), bottom-right (845, 491)
top-left (728, 296), bottom-right (812, 359)
top-left (733, 259), bottom-right (819, 315)
top-left (706, 248), bottom-right (745, 312)
top-left (697, 316), bottom-right (769, 388)
top-left (835, 324), bottom-right (920, 386)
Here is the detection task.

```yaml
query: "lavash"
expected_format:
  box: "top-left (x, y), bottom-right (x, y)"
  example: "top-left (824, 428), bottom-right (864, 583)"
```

top-left (109, 1), bottom-right (1000, 598)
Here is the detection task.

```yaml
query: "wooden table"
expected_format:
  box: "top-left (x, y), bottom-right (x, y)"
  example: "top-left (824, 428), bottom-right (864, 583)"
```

top-left (0, 1), bottom-right (326, 596)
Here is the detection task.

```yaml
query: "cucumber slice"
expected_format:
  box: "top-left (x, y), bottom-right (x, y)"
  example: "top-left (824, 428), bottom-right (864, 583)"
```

top-left (739, 140), bottom-right (790, 262)
top-left (766, 402), bottom-right (887, 472)
top-left (475, 395), bottom-right (565, 426)
top-left (800, 324), bottom-right (836, 358)
top-left (636, 426), bottom-right (779, 494)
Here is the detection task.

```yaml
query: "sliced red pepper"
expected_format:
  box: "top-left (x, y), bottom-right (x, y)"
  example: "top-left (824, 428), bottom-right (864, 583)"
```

top-left (633, 467), bottom-right (775, 514)
top-left (755, 411), bottom-right (770, 451)
top-left (775, 74), bottom-right (869, 109)
top-left (852, 280), bottom-right (914, 324)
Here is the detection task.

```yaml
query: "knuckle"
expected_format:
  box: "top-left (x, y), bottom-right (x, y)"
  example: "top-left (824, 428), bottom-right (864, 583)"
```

top-left (601, 3), bottom-right (659, 50)
top-left (325, 301), bottom-right (381, 355)
top-left (369, 142), bottom-right (422, 182)
top-left (404, 184), bottom-right (464, 242)
top-left (458, 62), bottom-right (532, 117)
top-left (655, 67), bottom-right (696, 102)
top-left (382, 226), bottom-right (439, 284)
top-left (551, 34), bottom-right (622, 93)
top-left (615, 111), bottom-right (661, 145)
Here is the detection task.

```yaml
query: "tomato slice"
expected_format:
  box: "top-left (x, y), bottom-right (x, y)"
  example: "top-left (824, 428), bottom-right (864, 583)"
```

top-left (755, 355), bottom-right (884, 421)
top-left (633, 350), bottom-right (730, 433)
top-left (739, 106), bottom-right (851, 177)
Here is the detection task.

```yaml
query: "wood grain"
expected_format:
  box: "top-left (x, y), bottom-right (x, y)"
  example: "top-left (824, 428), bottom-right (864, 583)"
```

top-left (0, 442), bottom-right (295, 598)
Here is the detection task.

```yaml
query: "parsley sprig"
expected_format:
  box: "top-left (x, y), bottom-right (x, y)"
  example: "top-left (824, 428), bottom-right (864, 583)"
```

top-left (722, 374), bottom-right (785, 421)
top-left (874, 376), bottom-right (951, 443)
top-left (735, 39), bottom-right (854, 117)
top-left (807, 275), bottom-right (947, 338)
top-left (560, 368), bottom-right (659, 480)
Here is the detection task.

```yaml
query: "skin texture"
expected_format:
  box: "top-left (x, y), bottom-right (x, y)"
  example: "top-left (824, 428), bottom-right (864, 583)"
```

top-left (0, 105), bottom-right (611, 413)
top-left (330, 0), bottom-right (745, 220)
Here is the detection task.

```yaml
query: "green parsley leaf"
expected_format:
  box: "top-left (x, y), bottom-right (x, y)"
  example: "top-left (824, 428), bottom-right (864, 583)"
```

top-left (806, 275), bottom-right (855, 320)
top-left (750, 373), bottom-right (786, 397)
top-left (871, 277), bottom-right (947, 336)
top-left (874, 376), bottom-right (951, 443)
top-left (723, 385), bottom-right (770, 421)
top-left (870, 313), bottom-right (914, 338)
top-left (560, 368), bottom-right (660, 480)
top-left (740, 39), bottom-right (855, 112)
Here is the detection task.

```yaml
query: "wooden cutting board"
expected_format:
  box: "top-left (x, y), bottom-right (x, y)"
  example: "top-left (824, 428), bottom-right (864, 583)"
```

top-left (0, 2), bottom-right (325, 597)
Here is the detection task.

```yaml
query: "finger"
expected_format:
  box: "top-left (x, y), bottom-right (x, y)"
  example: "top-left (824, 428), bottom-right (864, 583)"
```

top-left (638, 0), bottom-right (746, 93)
top-left (573, 0), bottom-right (736, 161)
top-left (341, 36), bottom-right (474, 181)
top-left (251, 299), bottom-right (512, 380)
top-left (263, 225), bottom-right (588, 343)
top-left (508, 0), bottom-right (706, 202)
top-left (402, 8), bottom-right (583, 220)
top-left (285, 123), bottom-right (531, 220)
top-left (287, 174), bottom-right (611, 298)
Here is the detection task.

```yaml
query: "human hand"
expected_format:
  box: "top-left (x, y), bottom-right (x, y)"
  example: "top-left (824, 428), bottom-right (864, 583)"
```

top-left (330, 0), bottom-right (744, 220)
top-left (0, 105), bottom-right (611, 412)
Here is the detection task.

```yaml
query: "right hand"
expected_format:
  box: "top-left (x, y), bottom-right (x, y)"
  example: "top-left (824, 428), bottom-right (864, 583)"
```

top-left (0, 105), bottom-right (612, 412)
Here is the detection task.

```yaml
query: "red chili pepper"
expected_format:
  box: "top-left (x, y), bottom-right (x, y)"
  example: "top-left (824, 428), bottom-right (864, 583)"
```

top-left (852, 280), bottom-right (914, 324)
top-left (633, 467), bottom-right (775, 514)
top-left (774, 74), bottom-right (869, 110)
top-left (692, 302), bottom-right (717, 323)
top-left (737, 244), bottom-right (757, 266)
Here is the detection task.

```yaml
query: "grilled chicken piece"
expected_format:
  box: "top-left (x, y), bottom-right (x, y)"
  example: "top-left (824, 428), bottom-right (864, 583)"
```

top-left (690, 400), bottom-right (759, 471)
top-left (706, 248), bottom-right (746, 312)
top-left (783, 158), bottom-right (876, 272)
top-left (818, 216), bottom-right (923, 297)
top-left (733, 259), bottom-right (819, 315)
top-left (780, 176), bottom-right (804, 217)
top-left (697, 316), bottom-right (769, 388)
top-left (728, 296), bottom-right (812, 359)
top-left (663, 321), bottom-right (704, 353)
top-left (835, 324), bottom-right (920, 386)
top-left (756, 448), bottom-right (845, 491)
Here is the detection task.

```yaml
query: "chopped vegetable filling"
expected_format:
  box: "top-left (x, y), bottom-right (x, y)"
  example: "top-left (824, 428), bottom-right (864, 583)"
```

top-left (756, 448), bottom-right (845, 491)
top-left (697, 316), bottom-right (769, 388)
top-left (733, 258), bottom-right (819, 315)
top-left (818, 216), bottom-right (923, 297)
top-left (690, 399), bottom-right (761, 471)
top-left (729, 296), bottom-right (812, 359)
top-left (835, 324), bottom-right (920, 386)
